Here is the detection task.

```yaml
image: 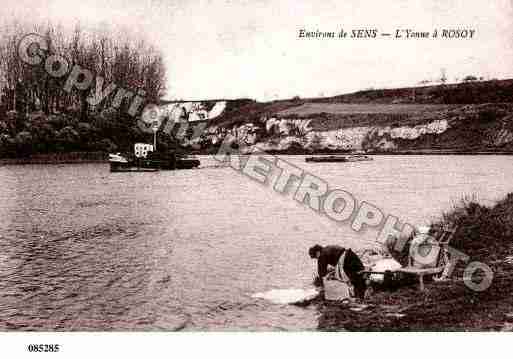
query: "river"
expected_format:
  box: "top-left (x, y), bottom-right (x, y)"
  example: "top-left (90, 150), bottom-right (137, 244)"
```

top-left (1, 155), bottom-right (512, 330)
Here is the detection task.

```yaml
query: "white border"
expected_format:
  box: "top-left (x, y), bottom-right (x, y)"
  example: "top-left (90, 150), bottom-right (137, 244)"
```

top-left (0, 332), bottom-right (509, 359)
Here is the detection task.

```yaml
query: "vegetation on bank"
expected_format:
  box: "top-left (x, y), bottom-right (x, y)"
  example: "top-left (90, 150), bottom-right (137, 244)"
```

top-left (317, 194), bottom-right (513, 331)
top-left (0, 108), bottom-right (185, 159)
top-left (0, 20), bottom-right (179, 159)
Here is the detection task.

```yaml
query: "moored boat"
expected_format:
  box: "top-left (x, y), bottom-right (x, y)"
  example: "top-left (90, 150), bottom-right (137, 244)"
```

top-left (109, 143), bottom-right (200, 172)
top-left (305, 154), bottom-right (372, 163)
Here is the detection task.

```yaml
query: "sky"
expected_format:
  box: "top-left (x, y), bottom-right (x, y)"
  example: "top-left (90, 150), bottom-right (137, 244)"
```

top-left (2, 0), bottom-right (513, 101)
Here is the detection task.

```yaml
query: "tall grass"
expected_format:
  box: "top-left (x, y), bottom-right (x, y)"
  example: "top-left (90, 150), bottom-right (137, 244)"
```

top-left (430, 193), bottom-right (513, 261)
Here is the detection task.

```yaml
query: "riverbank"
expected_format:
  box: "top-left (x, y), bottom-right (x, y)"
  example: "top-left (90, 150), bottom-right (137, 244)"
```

top-left (5, 150), bottom-right (513, 165)
top-left (0, 152), bottom-right (107, 165)
top-left (259, 149), bottom-right (513, 156)
top-left (317, 193), bottom-right (513, 331)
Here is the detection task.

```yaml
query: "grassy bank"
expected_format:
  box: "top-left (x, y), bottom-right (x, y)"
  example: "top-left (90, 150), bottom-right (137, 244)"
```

top-left (317, 194), bottom-right (513, 331)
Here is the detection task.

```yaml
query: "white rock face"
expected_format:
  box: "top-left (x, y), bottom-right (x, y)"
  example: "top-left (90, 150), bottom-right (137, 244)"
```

top-left (207, 118), bottom-right (451, 152)
top-left (160, 101), bottom-right (227, 123)
top-left (321, 127), bottom-right (370, 150)
top-left (271, 119), bottom-right (449, 151)
top-left (386, 120), bottom-right (449, 139)
top-left (208, 101), bottom-right (227, 119)
top-left (265, 118), bottom-right (278, 133)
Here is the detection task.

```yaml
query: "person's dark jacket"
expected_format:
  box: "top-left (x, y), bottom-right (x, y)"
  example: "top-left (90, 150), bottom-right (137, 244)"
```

top-left (317, 245), bottom-right (365, 293)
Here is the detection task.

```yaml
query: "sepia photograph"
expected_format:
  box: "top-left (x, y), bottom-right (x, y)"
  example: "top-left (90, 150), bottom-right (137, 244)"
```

top-left (0, 0), bottom-right (513, 356)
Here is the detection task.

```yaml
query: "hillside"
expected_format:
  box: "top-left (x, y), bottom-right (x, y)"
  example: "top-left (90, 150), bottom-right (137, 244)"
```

top-left (185, 79), bottom-right (513, 154)
top-left (210, 78), bottom-right (513, 125)
top-left (308, 79), bottom-right (513, 104)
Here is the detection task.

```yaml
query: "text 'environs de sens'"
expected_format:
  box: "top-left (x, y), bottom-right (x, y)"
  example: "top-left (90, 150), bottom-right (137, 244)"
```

top-left (298, 28), bottom-right (476, 39)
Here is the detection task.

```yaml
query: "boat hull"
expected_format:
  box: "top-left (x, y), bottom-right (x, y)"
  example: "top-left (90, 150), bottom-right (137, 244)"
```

top-left (305, 155), bottom-right (372, 163)
top-left (110, 163), bottom-right (159, 172)
top-left (109, 157), bottom-right (200, 172)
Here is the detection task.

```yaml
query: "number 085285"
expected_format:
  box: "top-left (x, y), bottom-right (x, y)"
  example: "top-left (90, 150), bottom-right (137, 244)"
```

top-left (27, 344), bottom-right (60, 352)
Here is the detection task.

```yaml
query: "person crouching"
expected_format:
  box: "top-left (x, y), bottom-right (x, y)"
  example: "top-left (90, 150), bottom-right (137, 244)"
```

top-left (309, 244), bottom-right (367, 300)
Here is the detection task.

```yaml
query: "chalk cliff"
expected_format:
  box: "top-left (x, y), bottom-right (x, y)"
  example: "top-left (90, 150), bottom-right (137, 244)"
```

top-left (160, 80), bottom-right (513, 154)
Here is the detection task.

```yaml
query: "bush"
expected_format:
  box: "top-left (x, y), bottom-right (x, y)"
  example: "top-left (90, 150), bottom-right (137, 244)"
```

top-left (430, 195), bottom-right (513, 262)
top-left (463, 75), bottom-right (478, 82)
top-left (478, 109), bottom-right (497, 123)
top-left (15, 130), bottom-right (34, 156)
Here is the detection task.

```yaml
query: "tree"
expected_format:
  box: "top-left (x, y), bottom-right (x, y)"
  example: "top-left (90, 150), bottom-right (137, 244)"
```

top-left (0, 19), bottom-right (169, 157)
top-left (56, 126), bottom-right (79, 151)
top-left (0, 20), bottom-right (167, 118)
top-left (463, 75), bottom-right (478, 82)
top-left (440, 68), bottom-right (447, 84)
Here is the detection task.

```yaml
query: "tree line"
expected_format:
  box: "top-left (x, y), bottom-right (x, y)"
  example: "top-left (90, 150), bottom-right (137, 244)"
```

top-left (0, 20), bottom-right (169, 157)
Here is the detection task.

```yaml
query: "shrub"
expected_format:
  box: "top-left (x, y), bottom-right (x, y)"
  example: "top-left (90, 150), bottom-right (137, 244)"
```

top-left (430, 195), bottom-right (513, 262)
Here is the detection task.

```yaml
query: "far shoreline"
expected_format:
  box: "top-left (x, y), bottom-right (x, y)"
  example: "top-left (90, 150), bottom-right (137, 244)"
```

top-left (262, 149), bottom-right (513, 156)
top-left (0, 152), bottom-right (107, 165)
top-left (2, 149), bottom-right (513, 165)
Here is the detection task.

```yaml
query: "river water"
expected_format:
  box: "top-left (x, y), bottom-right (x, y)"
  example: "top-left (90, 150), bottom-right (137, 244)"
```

top-left (1, 155), bottom-right (512, 330)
